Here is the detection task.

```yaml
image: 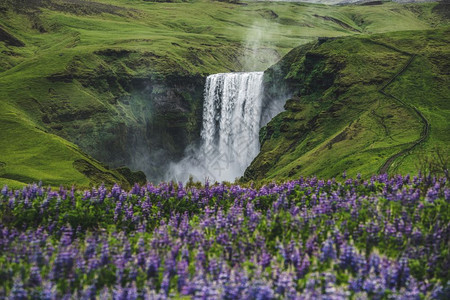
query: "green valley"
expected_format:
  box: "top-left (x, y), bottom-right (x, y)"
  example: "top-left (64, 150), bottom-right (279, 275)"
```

top-left (0, 0), bottom-right (448, 187)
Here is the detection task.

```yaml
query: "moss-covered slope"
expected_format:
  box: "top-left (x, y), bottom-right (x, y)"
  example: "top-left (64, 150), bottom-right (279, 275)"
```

top-left (245, 27), bottom-right (450, 181)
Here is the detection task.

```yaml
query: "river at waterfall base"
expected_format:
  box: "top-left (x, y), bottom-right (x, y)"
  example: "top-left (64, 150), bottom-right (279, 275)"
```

top-left (166, 72), bottom-right (265, 182)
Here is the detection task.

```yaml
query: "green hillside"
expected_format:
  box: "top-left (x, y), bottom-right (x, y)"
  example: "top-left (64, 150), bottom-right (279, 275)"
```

top-left (245, 27), bottom-right (450, 181)
top-left (0, 0), bottom-right (447, 186)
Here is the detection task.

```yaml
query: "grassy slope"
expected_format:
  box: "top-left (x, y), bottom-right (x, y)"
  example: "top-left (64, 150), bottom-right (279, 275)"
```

top-left (0, 103), bottom-right (129, 188)
top-left (381, 30), bottom-right (450, 174)
top-left (0, 0), bottom-right (444, 187)
top-left (245, 26), bottom-right (449, 182)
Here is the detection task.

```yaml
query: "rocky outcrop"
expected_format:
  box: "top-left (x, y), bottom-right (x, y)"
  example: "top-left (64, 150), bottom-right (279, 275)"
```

top-left (0, 26), bottom-right (24, 47)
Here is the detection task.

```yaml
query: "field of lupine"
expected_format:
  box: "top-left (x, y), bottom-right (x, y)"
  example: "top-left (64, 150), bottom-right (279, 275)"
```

top-left (1, 174), bottom-right (449, 299)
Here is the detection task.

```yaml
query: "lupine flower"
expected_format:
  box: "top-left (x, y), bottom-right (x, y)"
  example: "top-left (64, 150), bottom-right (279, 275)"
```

top-left (28, 266), bottom-right (42, 286)
top-left (0, 173), bottom-right (447, 298)
top-left (10, 279), bottom-right (27, 300)
top-left (81, 284), bottom-right (97, 300)
top-left (320, 239), bottom-right (336, 262)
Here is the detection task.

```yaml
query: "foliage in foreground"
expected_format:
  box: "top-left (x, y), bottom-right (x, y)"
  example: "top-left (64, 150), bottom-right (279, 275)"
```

top-left (0, 173), bottom-right (449, 299)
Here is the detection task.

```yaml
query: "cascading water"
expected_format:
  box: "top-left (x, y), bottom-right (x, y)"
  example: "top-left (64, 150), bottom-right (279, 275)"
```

top-left (166, 72), bottom-right (265, 182)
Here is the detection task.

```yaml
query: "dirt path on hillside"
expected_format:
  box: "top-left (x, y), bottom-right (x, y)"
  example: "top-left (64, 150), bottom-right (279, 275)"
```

top-left (378, 54), bottom-right (430, 174)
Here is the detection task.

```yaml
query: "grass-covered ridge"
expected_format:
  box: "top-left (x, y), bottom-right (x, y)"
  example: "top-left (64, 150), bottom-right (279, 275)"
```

top-left (0, 0), bottom-right (447, 186)
top-left (245, 27), bottom-right (450, 182)
top-left (0, 173), bottom-right (448, 298)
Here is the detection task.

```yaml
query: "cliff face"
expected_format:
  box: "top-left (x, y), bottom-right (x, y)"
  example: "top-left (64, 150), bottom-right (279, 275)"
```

top-left (65, 73), bottom-right (206, 183)
top-left (245, 28), bottom-right (450, 181)
top-left (21, 48), bottom-right (208, 183)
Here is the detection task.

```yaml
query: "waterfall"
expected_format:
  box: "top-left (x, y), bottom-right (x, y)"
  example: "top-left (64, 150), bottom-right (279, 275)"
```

top-left (167, 72), bottom-right (264, 182)
top-left (201, 72), bottom-right (264, 180)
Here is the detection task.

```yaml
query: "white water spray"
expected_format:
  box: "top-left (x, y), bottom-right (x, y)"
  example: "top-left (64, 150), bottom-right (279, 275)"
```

top-left (166, 72), bottom-right (265, 182)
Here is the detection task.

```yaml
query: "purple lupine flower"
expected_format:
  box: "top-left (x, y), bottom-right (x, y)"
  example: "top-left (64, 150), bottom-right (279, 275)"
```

top-left (100, 242), bottom-right (109, 265)
top-left (1, 185), bottom-right (8, 196)
top-left (362, 276), bottom-right (378, 294)
top-left (165, 253), bottom-right (177, 277)
top-left (113, 284), bottom-right (128, 300)
top-left (126, 283), bottom-right (138, 300)
top-left (305, 235), bottom-right (317, 255)
top-left (400, 285), bottom-right (422, 300)
top-left (131, 183), bottom-right (141, 195)
top-left (81, 284), bottom-right (97, 300)
top-left (176, 260), bottom-right (189, 292)
top-left (124, 203), bottom-right (134, 221)
top-left (10, 279), bottom-right (27, 300)
top-left (260, 251), bottom-right (272, 269)
top-left (40, 282), bottom-right (56, 300)
top-left (123, 240), bottom-right (132, 261)
top-left (339, 244), bottom-right (358, 272)
top-left (248, 281), bottom-right (275, 300)
top-left (52, 250), bottom-right (74, 279)
top-left (146, 253), bottom-right (160, 278)
top-left (349, 277), bottom-right (363, 292)
top-left (426, 188), bottom-right (438, 203)
top-left (208, 258), bottom-right (219, 279)
top-left (28, 266), bottom-right (42, 286)
top-left (369, 254), bottom-right (381, 274)
top-left (88, 257), bottom-right (100, 273)
top-left (84, 237), bottom-right (97, 259)
top-left (161, 273), bottom-right (170, 295)
top-left (276, 272), bottom-right (294, 296)
top-left (320, 239), bottom-right (336, 262)
top-left (398, 257), bottom-right (410, 287)
top-left (114, 201), bottom-right (122, 222)
top-left (430, 284), bottom-right (450, 299)
top-left (9, 196), bottom-right (15, 209)
top-left (197, 285), bottom-right (220, 299)
top-left (296, 254), bottom-right (310, 279)
top-left (110, 184), bottom-right (121, 197)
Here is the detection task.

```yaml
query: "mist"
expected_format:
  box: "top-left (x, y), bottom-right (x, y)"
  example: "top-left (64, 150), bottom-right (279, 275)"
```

top-left (161, 18), bottom-right (295, 184)
top-left (165, 72), bottom-right (265, 183)
top-left (240, 19), bottom-right (282, 72)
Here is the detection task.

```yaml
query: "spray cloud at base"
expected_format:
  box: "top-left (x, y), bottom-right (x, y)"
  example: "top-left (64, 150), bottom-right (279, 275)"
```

top-left (166, 72), bottom-right (265, 183)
